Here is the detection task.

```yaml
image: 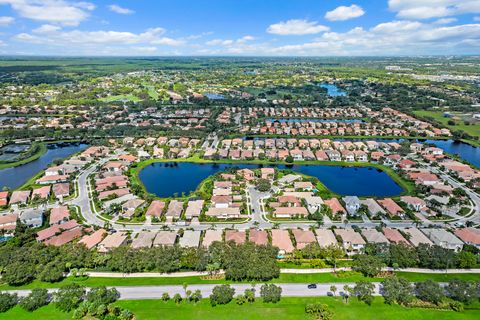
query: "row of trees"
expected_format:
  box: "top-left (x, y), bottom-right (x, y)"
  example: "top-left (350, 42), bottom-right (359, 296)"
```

top-left (344, 278), bottom-right (479, 311)
top-left (0, 285), bottom-right (134, 319)
top-left (209, 284), bottom-right (282, 306)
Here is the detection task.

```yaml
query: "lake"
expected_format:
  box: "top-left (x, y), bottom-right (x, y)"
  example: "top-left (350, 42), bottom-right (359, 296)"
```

top-left (0, 142), bottom-right (88, 190)
top-left (139, 162), bottom-right (403, 198)
top-left (319, 83), bottom-right (346, 97)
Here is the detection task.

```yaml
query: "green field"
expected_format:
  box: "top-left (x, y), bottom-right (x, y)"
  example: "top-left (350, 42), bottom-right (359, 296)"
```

top-left (100, 94), bottom-right (141, 102)
top-left (413, 110), bottom-right (480, 140)
top-left (1, 272), bottom-right (478, 290)
top-left (1, 297), bottom-right (479, 320)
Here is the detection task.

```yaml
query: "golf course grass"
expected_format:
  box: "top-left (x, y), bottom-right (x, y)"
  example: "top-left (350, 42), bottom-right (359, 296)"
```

top-left (1, 297), bottom-right (479, 320)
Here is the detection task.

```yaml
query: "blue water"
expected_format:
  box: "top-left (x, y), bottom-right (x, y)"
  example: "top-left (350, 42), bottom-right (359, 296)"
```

top-left (267, 118), bottom-right (363, 123)
top-left (0, 142), bottom-right (88, 189)
top-left (319, 83), bottom-right (346, 97)
top-left (424, 140), bottom-right (480, 168)
top-left (139, 162), bottom-right (403, 198)
top-left (204, 93), bottom-right (225, 100)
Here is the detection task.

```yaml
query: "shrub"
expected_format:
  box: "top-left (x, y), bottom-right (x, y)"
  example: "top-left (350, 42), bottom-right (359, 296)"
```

top-left (20, 288), bottom-right (50, 312)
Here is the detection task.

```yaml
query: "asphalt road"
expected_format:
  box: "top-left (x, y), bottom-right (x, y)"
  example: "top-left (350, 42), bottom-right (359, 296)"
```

top-left (9, 283), bottom-right (382, 300)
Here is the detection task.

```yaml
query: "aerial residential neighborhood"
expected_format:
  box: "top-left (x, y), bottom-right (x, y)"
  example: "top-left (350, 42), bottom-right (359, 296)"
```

top-left (0, 1), bottom-right (479, 319)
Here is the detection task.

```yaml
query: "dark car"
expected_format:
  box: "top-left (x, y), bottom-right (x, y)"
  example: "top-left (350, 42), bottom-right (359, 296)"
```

top-left (307, 284), bottom-right (317, 289)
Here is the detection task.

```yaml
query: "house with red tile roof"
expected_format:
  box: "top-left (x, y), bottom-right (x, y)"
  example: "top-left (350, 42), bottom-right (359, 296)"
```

top-left (292, 229), bottom-right (316, 249)
top-left (324, 198), bottom-right (346, 216)
top-left (225, 230), bottom-right (246, 245)
top-left (383, 228), bottom-right (409, 245)
top-left (49, 206), bottom-right (70, 225)
top-left (454, 228), bottom-right (480, 249)
top-left (32, 186), bottom-right (51, 200)
top-left (78, 229), bottom-right (107, 249)
top-left (52, 183), bottom-right (70, 199)
top-left (0, 214), bottom-right (17, 235)
top-left (145, 200), bottom-right (165, 217)
top-left (378, 198), bottom-right (404, 217)
top-left (36, 219), bottom-right (79, 242)
top-left (0, 191), bottom-right (8, 207)
top-left (44, 228), bottom-right (83, 247)
top-left (9, 190), bottom-right (30, 205)
top-left (249, 229), bottom-right (268, 246)
top-left (271, 229), bottom-right (294, 254)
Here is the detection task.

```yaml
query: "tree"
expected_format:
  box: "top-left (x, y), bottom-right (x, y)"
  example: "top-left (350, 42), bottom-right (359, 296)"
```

top-left (330, 285), bottom-right (337, 297)
top-left (353, 281), bottom-right (375, 305)
top-left (381, 277), bottom-right (413, 305)
top-left (342, 285), bottom-right (351, 303)
top-left (352, 254), bottom-right (384, 277)
top-left (86, 286), bottom-right (120, 306)
top-left (173, 293), bottom-right (183, 304)
top-left (305, 303), bottom-right (334, 320)
top-left (324, 245), bottom-right (344, 271)
top-left (2, 262), bottom-right (36, 286)
top-left (260, 284), bottom-right (282, 303)
top-left (256, 179), bottom-right (271, 192)
top-left (161, 293), bottom-right (170, 301)
top-left (285, 155), bottom-right (294, 163)
top-left (38, 262), bottom-right (65, 283)
top-left (446, 280), bottom-right (477, 304)
top-left (210, 285), bottom-right (235, 306)
top-left (244, 288), bottom-right (255, 303)
top-left (189, 290), bottom-right (202, 304)
top-left (0, 292), bottom-right (17, 313)
top-left (457, 251), bottom-right (476, 269)
top-left (20, 288), bottom-right (50, 312)
top-left (415, 280), bottom-right (445, 305)
top-left (54, 283), bottom-right (85, 312)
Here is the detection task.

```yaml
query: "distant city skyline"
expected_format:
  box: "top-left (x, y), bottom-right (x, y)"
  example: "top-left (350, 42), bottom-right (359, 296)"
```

top-left (0, 0), bottom-right (478, 56)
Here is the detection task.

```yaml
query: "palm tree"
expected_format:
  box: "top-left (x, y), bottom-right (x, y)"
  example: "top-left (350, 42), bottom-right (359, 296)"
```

top-left (330, 285), bottom-right (337, 297)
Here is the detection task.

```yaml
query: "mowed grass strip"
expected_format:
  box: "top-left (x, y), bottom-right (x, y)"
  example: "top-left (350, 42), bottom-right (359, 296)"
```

top-left (1, 272), bottom-right (478, 290)
top-left (1, 297), bottom-right (479, 320)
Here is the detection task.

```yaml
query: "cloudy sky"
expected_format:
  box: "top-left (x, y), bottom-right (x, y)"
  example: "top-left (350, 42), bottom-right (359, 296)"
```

top-left (0, 0), bottom-right (479, 56)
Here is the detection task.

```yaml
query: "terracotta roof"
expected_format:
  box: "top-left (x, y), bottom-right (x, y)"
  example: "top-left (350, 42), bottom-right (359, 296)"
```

top-left (44, 228), bottom-right (83, 246)
top-left (454, 228), bottom-right (480, 245)
top-left (249, 229), bottom-right (268, 246)
top-left (271, 229), bottom-right (294, 253)
top-left (225, 230), bottom-right (246, 244)
top-left (49, 206), bottom-right (70, 225)
top-left (78, 229), bottom-right (107, 249)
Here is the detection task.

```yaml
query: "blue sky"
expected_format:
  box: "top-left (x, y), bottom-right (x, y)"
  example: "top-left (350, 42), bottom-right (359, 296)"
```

top-left (0, 0), bottom-right (479, 56)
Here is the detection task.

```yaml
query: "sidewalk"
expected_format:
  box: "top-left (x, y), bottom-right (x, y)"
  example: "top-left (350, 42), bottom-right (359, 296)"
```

top-left (84, 268), bottom-right (480, 278)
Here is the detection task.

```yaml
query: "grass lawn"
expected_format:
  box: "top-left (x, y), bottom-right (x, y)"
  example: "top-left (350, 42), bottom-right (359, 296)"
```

top-left (100, 94), bottom-right (141, 102)
top-left (2, 272), bottom-right (478, 290)
top-left (413, 110), bottom-right (480, 140)
top-left (1, 297), bottom-right (479, 320)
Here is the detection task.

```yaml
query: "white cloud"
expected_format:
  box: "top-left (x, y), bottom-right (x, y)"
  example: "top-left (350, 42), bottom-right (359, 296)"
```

top-left (108, 4), bottom-right (134, 15)
top-left (33, 24), bottom-right (61, 33)
top-left (267, 19), bottom-right (329, 35)
top-left (0, 0), bottom-right (95, 26)
top-left (433, 18), bottom-right (457, 24)
top-left (206, 35), bottom-right (255, 46)
top-left (269, 21), bottom-right (480, 56)
top-left (325, 4), bottom-right (365, 21)
top-left (0, 16), bottom-right (14, 26)
top-left (14, 27), bottom-right (186, 50)
top-left (389, 0), bottom-right (480, 20)
top-left (151, 37), bottom-right (185, 46)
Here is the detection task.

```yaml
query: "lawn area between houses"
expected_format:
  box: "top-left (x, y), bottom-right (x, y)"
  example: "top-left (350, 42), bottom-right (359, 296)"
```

top-left (1, 271), bottom-right (478, 290)
top-left (1, 297), bottom-right (479, 320)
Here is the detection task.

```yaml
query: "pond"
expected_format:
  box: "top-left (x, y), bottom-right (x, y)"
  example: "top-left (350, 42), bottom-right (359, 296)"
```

top-left (139, 162), bottom-right (403, 198)
top-left (0, 142), bottom-right (88, 190)
top-left (319, 83), bottom-right (347, 97)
